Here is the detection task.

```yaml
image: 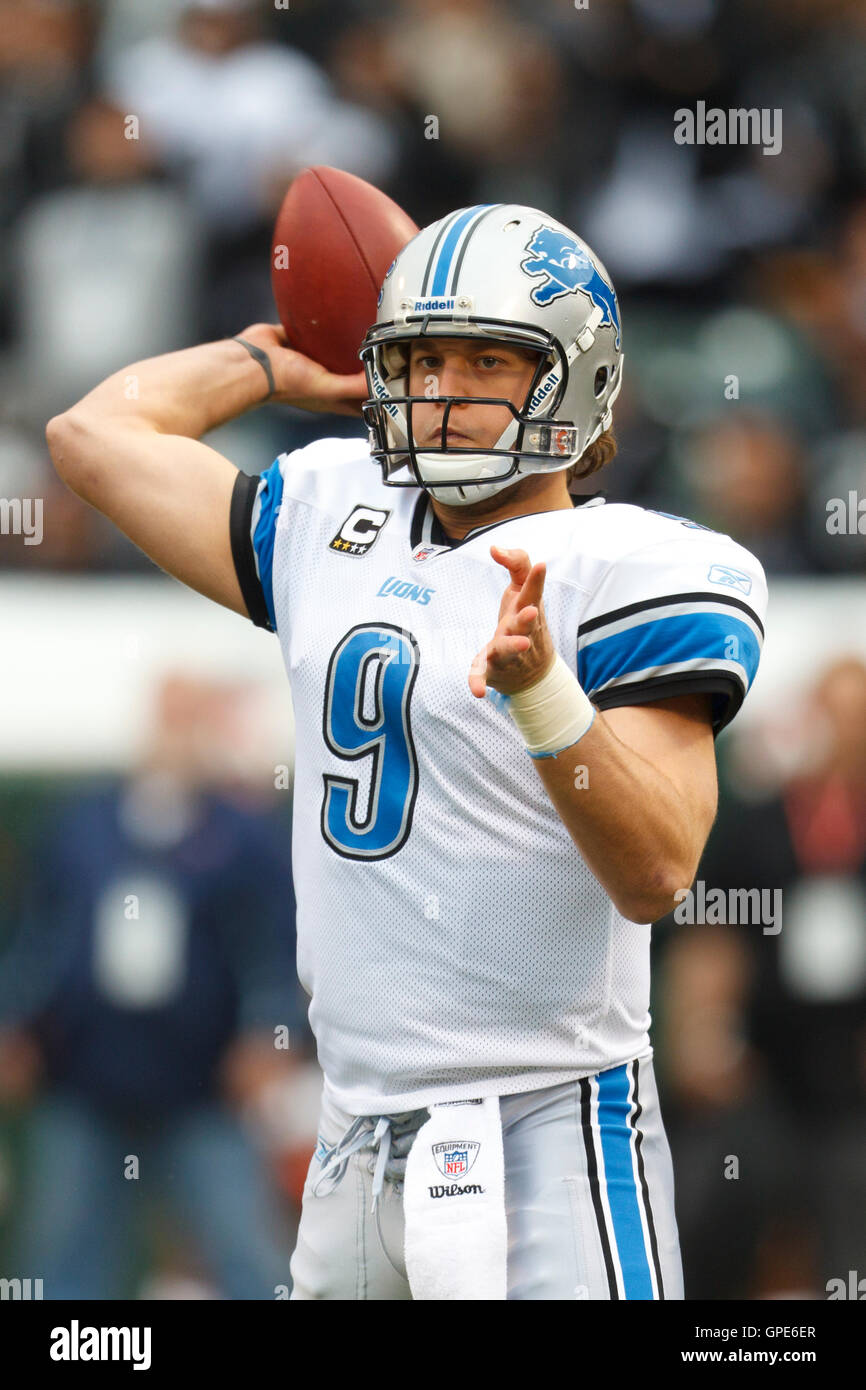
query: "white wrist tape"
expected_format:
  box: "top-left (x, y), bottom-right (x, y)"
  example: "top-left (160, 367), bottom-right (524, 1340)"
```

top-left (506, 652), bottom-right (595, 759)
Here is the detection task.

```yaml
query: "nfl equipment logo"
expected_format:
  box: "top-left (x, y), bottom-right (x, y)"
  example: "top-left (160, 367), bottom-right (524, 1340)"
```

top-left (432, 1140), bottom-right (480, 1178)
top-left (411, 542), bottom-right (451, 565)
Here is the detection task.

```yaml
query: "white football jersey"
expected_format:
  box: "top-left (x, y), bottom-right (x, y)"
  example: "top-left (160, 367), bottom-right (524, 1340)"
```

top-left (230, 438), bottom-right (767, 1114)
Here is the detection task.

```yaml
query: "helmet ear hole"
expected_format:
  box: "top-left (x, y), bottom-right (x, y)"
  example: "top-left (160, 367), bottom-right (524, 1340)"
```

top-left (594, 366), bottom-right (609, 397)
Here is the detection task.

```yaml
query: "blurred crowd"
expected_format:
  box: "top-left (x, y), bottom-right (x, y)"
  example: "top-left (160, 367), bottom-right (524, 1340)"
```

top-left (2, 659), bottom-right (863, 1299)
top-left (0, 675), bottom-right (319, 1298)
top-left (0, 0), bottom-right (864, 1300)
top-left (655, 654), bottom-right (866, 1299)
top-left (0, 0), bottom-right (865, 573)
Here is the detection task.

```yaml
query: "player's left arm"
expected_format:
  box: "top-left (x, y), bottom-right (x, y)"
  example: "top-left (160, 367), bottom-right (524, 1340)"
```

top-left (470, 545), bottom-right (720, 924)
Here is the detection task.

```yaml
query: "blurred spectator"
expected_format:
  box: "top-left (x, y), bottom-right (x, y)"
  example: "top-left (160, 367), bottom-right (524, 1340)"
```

top-left (0, 0), bottom-right (98, 209)
top-left (0, 675), bottom-right (313, 1298)
top-left (383, 0), bottom-right (562, 191)
top-left (332, 0), bottom-right (569, 223)
top-left (93, 0), bottom-right (399, 346)
top-left (561, 0), bottom-right (836, 287)
top-left (0, 0), bottom-right (98, 346)
top-left (673, 410), bottom-right (826, 574)
top-left (657, 655), bottom-right (866, 1296)
top-left (757, 0), bottom-right (866, 194)
top-left (11, 93), bottom-right (200, 424)
top-left (759, 200), bottom-right (866, 430)
top-left (101, 0), bottom-right (396, 236)
top-left (96, 0), bottom-right (198, 60)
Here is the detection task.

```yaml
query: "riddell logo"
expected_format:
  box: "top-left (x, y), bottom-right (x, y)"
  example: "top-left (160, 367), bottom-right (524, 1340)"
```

top-left (413, 297), bottom-right (456, 312)
top-left (428, 1183), bottom-right (485, 1198)
top-left (529, 373), bottom-right (559, 411)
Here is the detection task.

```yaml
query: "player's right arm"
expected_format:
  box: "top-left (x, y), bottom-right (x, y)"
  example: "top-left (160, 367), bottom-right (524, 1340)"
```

top-left (45, 324), bottom-right (367, 616)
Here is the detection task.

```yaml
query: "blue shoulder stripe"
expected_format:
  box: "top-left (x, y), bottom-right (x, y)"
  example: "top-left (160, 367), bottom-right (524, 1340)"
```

top-left (252, 457), bottom-right (284, 633)
top-left (578, 611), bottom-right (761, 696)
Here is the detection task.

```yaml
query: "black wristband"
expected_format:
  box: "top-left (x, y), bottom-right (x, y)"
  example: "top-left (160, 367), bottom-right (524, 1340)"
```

top-left (232, 335), bottom-right (276, 399)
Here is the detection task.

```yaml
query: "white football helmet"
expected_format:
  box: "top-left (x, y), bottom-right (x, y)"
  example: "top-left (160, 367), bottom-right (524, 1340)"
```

top-left (360, 203), bottom-right (624, 506)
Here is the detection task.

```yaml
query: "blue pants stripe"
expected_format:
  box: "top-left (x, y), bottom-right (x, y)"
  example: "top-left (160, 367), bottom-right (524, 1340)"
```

top-left (596, 1064), bottom-right (654, 1299)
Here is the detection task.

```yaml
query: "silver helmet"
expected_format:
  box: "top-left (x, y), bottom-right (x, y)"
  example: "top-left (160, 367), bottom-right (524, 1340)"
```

top-left (360, 203), bottom-right (624, 506)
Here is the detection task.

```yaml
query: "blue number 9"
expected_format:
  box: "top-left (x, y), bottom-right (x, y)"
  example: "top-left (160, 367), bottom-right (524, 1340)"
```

top-left (321, 625), bottom-right (420, 860)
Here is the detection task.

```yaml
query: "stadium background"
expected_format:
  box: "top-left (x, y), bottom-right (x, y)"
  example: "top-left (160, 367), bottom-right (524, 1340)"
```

top-left (0, 0), bottom-right (865, 1299)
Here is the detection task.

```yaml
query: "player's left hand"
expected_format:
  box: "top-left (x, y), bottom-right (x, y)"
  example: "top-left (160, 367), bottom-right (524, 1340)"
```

top-left (469, 546), bottom-right (556, 698)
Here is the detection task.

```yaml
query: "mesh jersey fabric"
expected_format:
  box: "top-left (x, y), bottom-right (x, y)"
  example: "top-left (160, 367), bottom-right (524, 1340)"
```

top-left (230, 438), bottom-right (767, 1113)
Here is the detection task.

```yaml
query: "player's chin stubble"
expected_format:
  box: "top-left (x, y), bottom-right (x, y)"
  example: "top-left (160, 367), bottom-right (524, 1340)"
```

top-left (429, 471), bottom-right (560, 526)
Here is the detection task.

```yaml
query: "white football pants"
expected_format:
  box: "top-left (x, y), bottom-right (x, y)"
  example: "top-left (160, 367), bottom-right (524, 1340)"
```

top-left (289, 1054), bottom-right (684, 1300)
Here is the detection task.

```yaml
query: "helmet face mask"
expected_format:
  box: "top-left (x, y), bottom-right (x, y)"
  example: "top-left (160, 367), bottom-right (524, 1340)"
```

top-left (361, 323), bottom-right (582, 502)
top-left (360, 205), bottom-right (623, 506)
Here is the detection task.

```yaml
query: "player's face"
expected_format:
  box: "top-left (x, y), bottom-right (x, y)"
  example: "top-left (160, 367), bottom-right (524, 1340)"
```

top-left (407, 338), bottom-right (541, 452)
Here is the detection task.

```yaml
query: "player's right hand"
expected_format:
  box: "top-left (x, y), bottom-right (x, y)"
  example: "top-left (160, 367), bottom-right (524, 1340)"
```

top-left (236, 323), bottom-right (368, 416)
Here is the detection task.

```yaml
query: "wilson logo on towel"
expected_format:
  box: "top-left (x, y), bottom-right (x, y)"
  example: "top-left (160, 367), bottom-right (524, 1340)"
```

top-left (428, 1184), bottom-right (485, 1198)
top-left (432, 1140), bottom-right (480, 1178)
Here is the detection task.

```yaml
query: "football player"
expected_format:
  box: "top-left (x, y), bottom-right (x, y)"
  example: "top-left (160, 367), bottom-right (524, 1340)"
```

top-left (47, 204), bottom-right (767, 1300)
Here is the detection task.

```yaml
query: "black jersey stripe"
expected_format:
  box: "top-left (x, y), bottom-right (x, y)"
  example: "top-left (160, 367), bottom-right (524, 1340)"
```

top-left (591, 670), bottom-right (744, 737)
top-left (447, 493), bottom-right (603, 547)
top-left (630, 1058), bottom-right (665, 1300)
top-left (579, 590), bottom-right (764, 640)
top-left (580, 1076), bottom-right (619, 1299)
top-left (409, 492), bottom-right (428, 550)
top-left (410, 492), bottom-right (604, 555)
top-left (229, 469), bottom-right (272, 631)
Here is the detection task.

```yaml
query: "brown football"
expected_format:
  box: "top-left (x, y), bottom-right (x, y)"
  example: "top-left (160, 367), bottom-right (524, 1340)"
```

top-left (271, 166), bottom-right (419, 375)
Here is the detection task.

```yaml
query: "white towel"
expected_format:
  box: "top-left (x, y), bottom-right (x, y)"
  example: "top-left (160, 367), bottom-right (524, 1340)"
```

top-left (402, 1096), bottom-right (507, 1300)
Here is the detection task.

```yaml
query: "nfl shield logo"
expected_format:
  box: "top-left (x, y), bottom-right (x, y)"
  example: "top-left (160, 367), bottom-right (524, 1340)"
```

top-left (432, 1140), bottom-right (480, 1178)
top-left (411, 542), bottom-right (450, 564)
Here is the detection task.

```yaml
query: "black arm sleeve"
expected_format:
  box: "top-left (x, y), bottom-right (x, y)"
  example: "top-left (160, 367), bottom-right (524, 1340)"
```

top-left (592, 672), bottom-right (745, 738)
top-left (229, 469), bottom-right (273, 632)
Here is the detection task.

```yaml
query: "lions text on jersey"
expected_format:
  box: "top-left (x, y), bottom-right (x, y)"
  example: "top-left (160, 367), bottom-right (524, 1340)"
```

top-left (230, 438), bottom-right (767, 1115)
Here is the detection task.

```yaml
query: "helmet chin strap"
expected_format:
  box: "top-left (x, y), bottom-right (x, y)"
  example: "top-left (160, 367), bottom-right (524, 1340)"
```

top-left (413, 417), bottom-right (524, 506)
top-left (424, 461), bottom-right (522, 507)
